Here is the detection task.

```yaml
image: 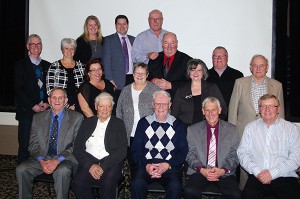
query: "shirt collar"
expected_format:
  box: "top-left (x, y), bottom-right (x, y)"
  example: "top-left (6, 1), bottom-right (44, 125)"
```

top-left (51, 108), bottom-right (65, 120)
top-left (150, 113), bottom-right (174, 125)
top-left (29, 55), bottom-right (41, 65)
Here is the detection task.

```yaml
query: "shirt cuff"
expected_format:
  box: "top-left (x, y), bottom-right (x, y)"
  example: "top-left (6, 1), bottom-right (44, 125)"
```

top-left (36, 156), bottom-right (46, 162)
top-left (222, 167), bottom-right (230, 174)
top-left (57, 155), bottom-right (65, 162)
top-left (195, 166), bottom-right (206, 171)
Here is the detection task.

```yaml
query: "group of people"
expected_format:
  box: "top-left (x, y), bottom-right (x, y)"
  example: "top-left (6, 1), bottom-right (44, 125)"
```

top-left (14, 8), bottom-right (300, 199)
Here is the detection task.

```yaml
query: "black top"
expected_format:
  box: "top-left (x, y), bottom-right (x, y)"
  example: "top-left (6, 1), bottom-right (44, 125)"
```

top-left (65, 67), bottom-right (77, 107)
top-left (77, 80), bottom-right (115, 115)
top-left (192, 95), bottom-right (204, 125)
top-left (74, 36), bottom-right (103, 64)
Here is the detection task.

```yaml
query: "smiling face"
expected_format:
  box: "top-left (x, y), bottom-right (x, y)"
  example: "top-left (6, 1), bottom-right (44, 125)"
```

top-left (96, 97), bottom-right (113, 122)
top-left (87, 19), bottom-right (99, 36)
top-left (202, 101), bottom-right (221, 126)
top-left (162, 33), bottom-right (178, 57)
top-left (115, 18), bottom-right (128, 36)
top-left (189, 64), bottom-right (203, 82)
top-left (259, 98), bottom-right (280, 126)
top-left (212, 48), bottom-right (228, 71)
top-left (153, 93), bottom-right (171, 122)
top-left (148, 10), bottom-right (163, 32)
top-left (250, 56), bottom-right (269, 81)
top-left (62, 44), bottom-right (75, 59)
top-left (133, 66), bottom-right (148, 85)
top-left (27, 36), bottom-right (42, 57)
top-left (88, 63), bottom-right (103, 82)
top-left (48, 89), bottom-right (68, 114)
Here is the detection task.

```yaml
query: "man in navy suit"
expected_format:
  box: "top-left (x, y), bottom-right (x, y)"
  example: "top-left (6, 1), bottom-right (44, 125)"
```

top-left (15, 34), bottom-right (50, 164)
top-left (102, 15), bottom-right (135, 102)
top-left (148, 32), bottom-right (192, 99)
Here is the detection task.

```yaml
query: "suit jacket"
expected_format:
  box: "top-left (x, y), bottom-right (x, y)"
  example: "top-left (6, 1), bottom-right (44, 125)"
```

top-left (228, 76), bottom-right (285, 138)
top-left (186, 119), bottom-right (240, 177)
top-left (73, 115), bottom-right (128, 171)
top-left (172, 80), bottom-right (227, 125)
top-left (148, 50), bottom-right (192, 98)
top-left (29, 108), bottom-right (84, 165)
top-left (15, 56), bottom-right (50, 120)
top-left (102, 33), bottom-right (135, 89)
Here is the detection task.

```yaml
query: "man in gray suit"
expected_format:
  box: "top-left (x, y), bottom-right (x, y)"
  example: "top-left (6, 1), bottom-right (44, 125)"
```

top-left (16, 88), bottom-right (84, 199)
top-left (184, 97), bottom-right (241, 199)
top-left (102, 15), bottom-right (135, 101)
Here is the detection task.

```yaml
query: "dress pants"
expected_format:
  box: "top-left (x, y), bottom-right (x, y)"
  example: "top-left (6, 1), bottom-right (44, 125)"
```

top-left (17, 118), bottom-right (32, 164)
top-left (131, 167), bottom-right (183, 199)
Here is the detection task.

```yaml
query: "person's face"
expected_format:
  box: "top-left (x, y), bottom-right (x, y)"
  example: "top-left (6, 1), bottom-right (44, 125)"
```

top-left (87, 19), bottom-right (99, 36)
top-left (62, 44), bottom-right (75, 59)
top-left (189, 64), bottom-right (203, 82)
top-left (133, 67), bottom-right (148, 85)
top-left (88, 63), bottom-right (103, 82)
top-left (96, 98), bottom-right (113, 122)
top-left (212, 49), bottom-right (228, 70)
top-left (48, 89), bottom-right (68, 114)
top-left (153, 94), bottom-right (171, 122)
top-left (259, 98), bottom-right (280, 125)
top-left (250, 57), bottom-right (269, 80)
top-left (27, 37), bottom-right (42, 57)
top-left (162, 33), bottom-right (178, 57)
top-left (202, 101), bottom-right (221, 126)
top-left (115, 18), bottom-right (128, 36)
top-left (148, 11), bottom-right (163, 32)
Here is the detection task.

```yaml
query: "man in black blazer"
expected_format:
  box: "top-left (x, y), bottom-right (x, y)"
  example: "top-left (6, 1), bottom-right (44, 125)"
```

top-left (72, 92), bottom-right (127, 199)
top-left (15, 34), bottom-right (50, 164)
top-left (148, 32), bottom-right (192, 99)
top-left (102, 15), bottom-right (135, 102)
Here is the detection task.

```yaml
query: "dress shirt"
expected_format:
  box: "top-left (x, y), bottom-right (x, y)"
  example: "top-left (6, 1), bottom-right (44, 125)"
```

top-left (131, 28), bottom-right (168, 63)
top-left (29, 56), bottom-right (42, 65)
top-left (86, 117), bottom-right (110, 160)
top-left (118, 33), bottom-right (133, 74)
top-left (237, 118), bottom-right (300, 180)
top-left (251, 76), bottom-right (267, 113)
top-left (163, 54), bottom-right (175, 70)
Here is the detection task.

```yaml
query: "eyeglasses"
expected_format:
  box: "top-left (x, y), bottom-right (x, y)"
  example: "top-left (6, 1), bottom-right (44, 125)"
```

top-left (89, 68), bottom-right (102, 73)
top-left (134, 72), bottom-right (147, 77)
top-left (259, 105), bottom-right (278, 109)
top-left (154, 103), bottom-right (169, 108)
top-left (212, 55), bottom-right (226, 59)
top-left (190, 68), bottom-right (203, 72)
top-left (251, 64), bottom-right (267, 69)
top-left (29, 43), bottom-right (42, 47)
top-left (149, 18), bottom-right (163, 22)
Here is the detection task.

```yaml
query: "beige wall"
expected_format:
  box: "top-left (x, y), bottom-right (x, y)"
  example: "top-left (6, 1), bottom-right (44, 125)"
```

top-left (0, 125), bottom-right (18, 155)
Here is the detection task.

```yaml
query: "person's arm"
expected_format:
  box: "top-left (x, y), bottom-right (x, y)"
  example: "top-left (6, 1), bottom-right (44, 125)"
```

top-left (131, 34), bottom-right (149, 63)
top-left (102, 37), bottom-right (115, 87)
top-left (78, 93), bottom-right (94, 118)
top-left (228, 79), bottom-right (240, 125)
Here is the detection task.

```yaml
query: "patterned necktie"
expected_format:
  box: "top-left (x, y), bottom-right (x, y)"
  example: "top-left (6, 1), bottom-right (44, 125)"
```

top-left (34, 65), bottom-right (44, 102)
top-left (122, 37), bottom-right (129, 74)
top-left (207, 128), bottom-right (216, 168)
top-left (48, 115), bottom-right (58, 157)
top-left (164, 57), bottom-right (170, 78)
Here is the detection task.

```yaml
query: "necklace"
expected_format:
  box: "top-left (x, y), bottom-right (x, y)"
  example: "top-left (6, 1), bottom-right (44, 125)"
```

top-left (90, 40), bottom-right (97, 52)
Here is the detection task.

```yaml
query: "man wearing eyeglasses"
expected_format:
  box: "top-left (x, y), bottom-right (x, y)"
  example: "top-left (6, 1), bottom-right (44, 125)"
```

top-left (131, 90), bottom-right (188, 199)
top-left (237, 94), bottom-right (300, 199)
top-left (131, 9), bottom-right (168, 64)
top-left (15, 34), bottom-right (51, 164)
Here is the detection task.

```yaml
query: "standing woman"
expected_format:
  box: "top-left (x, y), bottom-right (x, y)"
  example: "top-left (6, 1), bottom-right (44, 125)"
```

top-left (74, 15), bottom-right (103, 64)
top-left (77, 58), bottom-right (115, 118)
top-left (172, 59), bottom-right (227, 126)
top-left (46, 38), bottom-right (85, 110)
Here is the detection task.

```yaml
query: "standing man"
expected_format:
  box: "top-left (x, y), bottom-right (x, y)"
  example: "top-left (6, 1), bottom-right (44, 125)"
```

top-left (16, 88), bottom-right (84, 199)
top-left (103, 15), bottom-right (135, 101)
top-left (15, 34), bottom-right (51, 164)
top-left (131, 9), bottom-right (168, 64)
top-left (131, 91), bottom-right (188, 199)
top-left (237, 94), bottom-right (300, 199)
top-left (72, 92), bottom-right (127, 199)
top-left (148, 32), bottom-right (192, 98)
top-left (207, 46), bottom-right (243, 110)
top-left (184, 97), bottom-right (241, 199)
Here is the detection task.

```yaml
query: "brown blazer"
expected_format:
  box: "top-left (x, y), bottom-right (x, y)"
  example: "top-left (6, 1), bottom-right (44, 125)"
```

top-left (228, 76), bottom-right (284, 138)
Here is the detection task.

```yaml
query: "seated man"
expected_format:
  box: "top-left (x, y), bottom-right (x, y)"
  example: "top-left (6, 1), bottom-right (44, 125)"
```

top-left (72, 92), bottom-right (127, 199)
top-left (184, 97), bottom-right (241, 199)
top-left (131, 90), bottom-right (188, 199)
top-left (237, 94), bottom-right (300, 199)
top-left (16, 88), bottom-right (84, 199)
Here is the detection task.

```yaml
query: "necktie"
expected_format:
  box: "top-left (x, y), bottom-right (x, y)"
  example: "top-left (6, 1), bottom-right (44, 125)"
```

top-left (34, 65), bottom-right (44, 102)
top-left (207, 128), bottom-right (216, 168)
top-left (48, 115), bottom-right (58, 157)
top-left (164, 57), bottom-right (170, 77)
top-left (122, 37), bottom-right (129, 74)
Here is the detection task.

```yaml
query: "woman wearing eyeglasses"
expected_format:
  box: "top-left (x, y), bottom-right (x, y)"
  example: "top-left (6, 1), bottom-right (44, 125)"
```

top-left (77, 59), bottom-right (115, 117)
top-left (171, 58), bottom-right (227, 126)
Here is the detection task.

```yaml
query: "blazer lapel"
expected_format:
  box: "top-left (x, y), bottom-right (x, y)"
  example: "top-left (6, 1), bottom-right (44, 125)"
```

top-left (41, 111), bottom-right (51, 154)
top-left (58, 109), bottom-right (70, 152)
top-left (217, 121), bottom-right (226, 167)
top-left (196, 122), bottom-right (208, 165)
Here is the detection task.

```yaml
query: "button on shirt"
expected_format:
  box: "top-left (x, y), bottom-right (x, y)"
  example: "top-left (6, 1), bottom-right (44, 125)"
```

top-left (237, 118), bottom-right (300, 180)
top-left (86, 117), bottom-right (110, 160)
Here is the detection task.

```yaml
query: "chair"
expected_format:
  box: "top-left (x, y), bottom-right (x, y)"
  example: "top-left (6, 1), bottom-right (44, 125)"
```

top-left (33, 173), bottom-right (54, 197)
top-left (147, 181), bottom-right (166, 199)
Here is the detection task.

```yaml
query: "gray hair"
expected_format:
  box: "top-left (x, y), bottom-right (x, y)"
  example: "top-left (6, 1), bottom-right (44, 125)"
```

top-left (49, 87), bottom-right (67, 98)
top-left (27, 34), bottom-right (42, 45)
top-left (250, 54), bottom-right (268, 66)
top-left (61, 38), bottom-right (77, 52)
top-left (258, 94), bottom-right (280, 107)
top-left (187, 59), bottom-right (209, 80)
top-left (212, 46), bottom-right (228, 57)
top-left (95, 92), bottom-right (115, 107)
top-left (202, 97), bottom-right (221, 109)
top-left (152, 90), bottom-right (171, 103)
top-left (133, 62), bottom-right (149, 74)
top-left (148, 9), bottom-right (163, 19)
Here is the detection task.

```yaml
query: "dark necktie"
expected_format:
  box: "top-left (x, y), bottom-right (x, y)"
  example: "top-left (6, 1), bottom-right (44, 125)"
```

top-left (34, 65), bottom-right (44, 102)
top-left (207, 128), bottom-right (216, 168)
top-left (48, 115), bottom-right (58, 157)
top-left (164, 57), bottom-right (170, 78)
top-left (122, 37), bottom-right (129, 74)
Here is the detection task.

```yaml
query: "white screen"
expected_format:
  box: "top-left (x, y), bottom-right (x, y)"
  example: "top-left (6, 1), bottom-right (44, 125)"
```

top-left (29, 0), bottom-right (273, 76)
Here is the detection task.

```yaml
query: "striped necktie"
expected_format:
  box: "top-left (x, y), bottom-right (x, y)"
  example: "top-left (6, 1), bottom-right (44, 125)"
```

top-left (207, 128), bottom-right (216, 168)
